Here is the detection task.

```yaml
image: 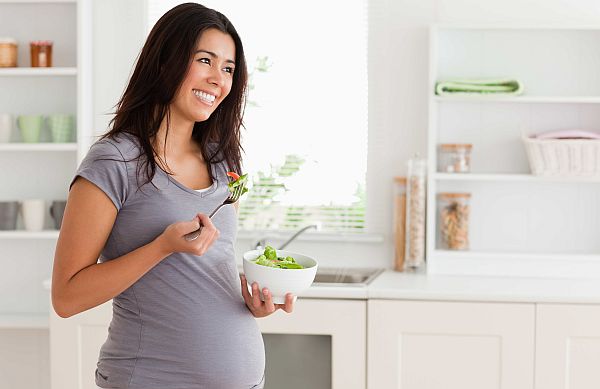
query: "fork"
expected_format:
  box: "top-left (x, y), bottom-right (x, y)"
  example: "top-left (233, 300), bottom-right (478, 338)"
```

top-left (184, 181), bottom-right (247, 241)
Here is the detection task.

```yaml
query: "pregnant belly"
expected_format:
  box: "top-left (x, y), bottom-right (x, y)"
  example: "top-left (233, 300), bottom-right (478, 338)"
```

top-left (100, 301), bottom-right (266, 389)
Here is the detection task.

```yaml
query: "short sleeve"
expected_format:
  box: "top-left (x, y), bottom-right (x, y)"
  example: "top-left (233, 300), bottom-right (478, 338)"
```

top-left (71, 139), bottom-right (130, 211)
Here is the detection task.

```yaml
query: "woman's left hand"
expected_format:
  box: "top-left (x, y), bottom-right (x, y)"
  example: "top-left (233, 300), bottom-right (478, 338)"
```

top-left (240, 275), bottom-right (294, 317)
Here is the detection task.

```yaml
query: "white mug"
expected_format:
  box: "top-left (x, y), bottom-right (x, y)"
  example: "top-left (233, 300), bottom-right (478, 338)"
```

top-left (0, 113), bottom-right (12, 143)
top-left (21, 199), bottom-right (45, 231)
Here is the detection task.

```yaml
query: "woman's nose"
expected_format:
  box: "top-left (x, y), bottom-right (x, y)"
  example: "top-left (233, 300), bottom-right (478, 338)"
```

top-left (208, 68), bottom-right (225, 87)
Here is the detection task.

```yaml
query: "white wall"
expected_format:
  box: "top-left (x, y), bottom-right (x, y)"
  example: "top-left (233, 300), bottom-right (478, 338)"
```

top-left (92, 0), bottom-right (600, 269)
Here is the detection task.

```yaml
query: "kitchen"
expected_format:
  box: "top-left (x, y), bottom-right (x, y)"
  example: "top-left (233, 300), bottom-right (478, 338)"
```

top-left (2, 0), bottom-right (600, 388)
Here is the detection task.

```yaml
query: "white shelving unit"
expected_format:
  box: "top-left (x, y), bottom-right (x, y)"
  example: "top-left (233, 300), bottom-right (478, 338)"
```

top-left (0, 143), bottom-right (77, 151)
top-left (0, 67), bottom-right (77, 76)
top-left (0, 1), bottom-right (92, 387)
top-left (426, 25), bottom-right (600, 278)
top-left (0, 230), bottom-right (60, 239)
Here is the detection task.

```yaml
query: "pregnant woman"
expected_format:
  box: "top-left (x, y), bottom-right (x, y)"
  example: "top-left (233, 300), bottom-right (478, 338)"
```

top-left (51, 3), bottom-right (294, 388)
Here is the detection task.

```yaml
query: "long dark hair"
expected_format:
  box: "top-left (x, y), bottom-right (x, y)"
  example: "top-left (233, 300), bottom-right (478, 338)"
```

top-left (103, 3), bottom-right (247, 186)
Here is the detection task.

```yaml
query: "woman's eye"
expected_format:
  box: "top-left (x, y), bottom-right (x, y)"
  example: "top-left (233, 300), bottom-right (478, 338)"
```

top-left (198, 57), bottom-right (210, 65)
top-left (223, 66), bottom-right (234, 74)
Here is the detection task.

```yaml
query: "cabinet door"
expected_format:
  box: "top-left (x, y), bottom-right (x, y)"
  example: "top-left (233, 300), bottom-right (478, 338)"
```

top-left (536, 304), bottom-right (600, 389)
top-left (368, 300), bottom-right (534, 389)
top-left (258, 299), bottom-right (366, 389)
top-left (50, 301), bottom-right (112, 389)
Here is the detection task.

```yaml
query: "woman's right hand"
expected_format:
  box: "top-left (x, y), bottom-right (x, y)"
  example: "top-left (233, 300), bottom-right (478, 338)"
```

top-left (156, 213), bottom-right (220, 256)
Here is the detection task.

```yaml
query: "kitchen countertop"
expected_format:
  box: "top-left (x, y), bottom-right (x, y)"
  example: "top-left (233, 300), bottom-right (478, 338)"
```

top-left (366, 271), bottom-right (600, 304)
top-left (301, 270), bottom-right (600, 304)
top-left (43, 271), bottom-right (600, 304)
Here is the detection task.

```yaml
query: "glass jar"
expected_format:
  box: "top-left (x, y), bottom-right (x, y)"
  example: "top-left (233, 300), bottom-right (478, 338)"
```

top-left (405, 156), bottom-right (427, 269)
top-left (438, 192), bottom-right (471, 250)
top-left (0, 38), bottom-right (17, 67)
top-left (393, 177), bottom-right (407, 271)
top-left (30, 41), bottom-right (53, 67)
top-left (438, 143), bottom-right (472, 173)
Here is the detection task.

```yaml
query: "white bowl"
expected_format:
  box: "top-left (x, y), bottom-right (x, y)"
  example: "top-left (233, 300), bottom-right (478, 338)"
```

top-left (242, 249), bottom-right (318, 304)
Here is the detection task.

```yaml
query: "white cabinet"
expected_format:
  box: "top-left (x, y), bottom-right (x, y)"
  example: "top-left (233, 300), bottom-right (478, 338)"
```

top-left (426, 26), bottom-right (600, 278)
top-left (367, 300), bottom-right (535, 389)
top-left (0, 1), bottom-right (92, 388)
top-left (50, 300), bottom-right (110, 389)
top-left (535, 304), bottom-right (600, 389)
top-left (258, 298), bottom-right (366, 389)
top-left (50, 298), bottom-right (366, 389)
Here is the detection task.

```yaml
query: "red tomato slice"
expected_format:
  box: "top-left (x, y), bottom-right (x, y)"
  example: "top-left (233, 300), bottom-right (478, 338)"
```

top-left (226, 171), bottom-right (240, 181)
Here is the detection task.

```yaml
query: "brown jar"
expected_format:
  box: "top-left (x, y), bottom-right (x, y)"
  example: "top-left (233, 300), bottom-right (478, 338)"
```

top-left (0, 38), bottom-right (18, 67)
top-left (30, 41), bottom-right (53, 67)
top-left (393, 177), bottom-right (407, 271)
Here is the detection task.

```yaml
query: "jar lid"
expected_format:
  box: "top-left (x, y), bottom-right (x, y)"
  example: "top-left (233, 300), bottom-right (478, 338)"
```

top-left (440, 143), bottom-right (473, 150)
top-left (438, 192), bottom-right (471, 198)
top-left (30, 40), bottom-right (53, 46)
top-left (394, 176), bottom-right (407, 184)
top-left (0, 38), bottom-right (17, 45)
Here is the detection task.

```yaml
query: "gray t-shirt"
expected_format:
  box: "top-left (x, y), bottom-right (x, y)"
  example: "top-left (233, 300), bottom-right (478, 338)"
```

top-left (74, 134), bottom-right (265, 389)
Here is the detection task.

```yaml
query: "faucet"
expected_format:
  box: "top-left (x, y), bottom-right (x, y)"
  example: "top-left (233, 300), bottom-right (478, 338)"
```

top-left (253, 224), bottom-right (319, 250)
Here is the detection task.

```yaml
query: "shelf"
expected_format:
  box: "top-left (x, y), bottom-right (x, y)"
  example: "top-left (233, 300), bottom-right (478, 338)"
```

top-left (434, 95), bottom-right (600, 104)
top-left (0, 230), bottom-right (59, 239)
top-left (432, 250), bottom-right (600, 262)
top-left (0, 0), bottom-right (75, 4)
top-left (0, 314), bottom-right (48, 329)
top-left (0, 143), bottom-right (77, 151)
top-left (0, 67), bottom-right (77, 77)
top-left (435, 23), bottom-right (600, 31)
top-left (434, 173), bottom-right (600, 183)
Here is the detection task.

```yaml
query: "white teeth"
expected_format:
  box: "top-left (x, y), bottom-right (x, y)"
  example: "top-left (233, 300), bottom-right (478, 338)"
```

top-left (193, 89), bottom-right (216, 104)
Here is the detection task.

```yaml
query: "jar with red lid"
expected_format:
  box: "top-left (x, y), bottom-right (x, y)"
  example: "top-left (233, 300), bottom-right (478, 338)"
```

top-left (30, 41), bottom-right (53, 67)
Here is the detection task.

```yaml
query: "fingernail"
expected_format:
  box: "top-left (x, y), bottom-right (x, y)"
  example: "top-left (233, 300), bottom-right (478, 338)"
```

top-left (263, 289), bottom-right (269, 295)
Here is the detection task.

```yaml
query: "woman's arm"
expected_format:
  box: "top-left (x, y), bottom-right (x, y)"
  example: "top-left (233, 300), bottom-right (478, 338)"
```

top-left (51, 177), bottom-right (219, 318)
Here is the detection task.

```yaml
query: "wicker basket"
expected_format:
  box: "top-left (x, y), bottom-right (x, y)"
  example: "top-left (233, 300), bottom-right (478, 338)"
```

top-left (0, 38), bottom-right (17, 67)
top-left (522, 135), bottom-right (600, 176)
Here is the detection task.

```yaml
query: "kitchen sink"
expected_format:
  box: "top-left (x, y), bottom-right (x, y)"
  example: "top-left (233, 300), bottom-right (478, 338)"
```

top-left (312, 267), bottom-right (384, 286)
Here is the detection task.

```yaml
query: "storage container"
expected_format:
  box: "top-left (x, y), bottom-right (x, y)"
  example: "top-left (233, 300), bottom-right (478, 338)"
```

top-left (438, 143), bottom-right (472, 173)
top-left (438, 193), bottom-right (470, 250)
top-left (523, 135), bottom-right (600, 176)
top-left (30, 40), bottom-right (53, 67)
top-left (0, 38), bottom-right (17, 67)
top-left (405, 156), bottom-right (427, 268)
top-left (393, 177), bottom-right (407, 271)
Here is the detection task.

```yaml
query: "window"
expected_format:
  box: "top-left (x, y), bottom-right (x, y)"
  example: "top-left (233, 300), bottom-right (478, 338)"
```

top-left (147, 0), bottom-right (368, 232)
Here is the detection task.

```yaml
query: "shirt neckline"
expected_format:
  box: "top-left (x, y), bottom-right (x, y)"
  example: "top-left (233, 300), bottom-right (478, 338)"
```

top-left (156, 162), bottom-right (219, 198)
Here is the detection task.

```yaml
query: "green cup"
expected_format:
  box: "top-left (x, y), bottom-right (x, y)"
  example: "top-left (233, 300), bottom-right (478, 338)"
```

top-left (17, 115), bottom-right (43, 143)
top-left (47, 114), bottom-right (74, 143)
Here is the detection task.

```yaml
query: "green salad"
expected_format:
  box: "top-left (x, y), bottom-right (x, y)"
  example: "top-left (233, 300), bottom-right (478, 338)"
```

top-left (226, 172), bottom-right (249, 196)
top-left (253, 246), bottom-right (304, 269)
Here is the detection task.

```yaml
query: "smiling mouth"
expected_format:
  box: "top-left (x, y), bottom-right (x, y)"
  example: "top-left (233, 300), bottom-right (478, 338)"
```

top-left (193, 89), bottom-right (216, 106)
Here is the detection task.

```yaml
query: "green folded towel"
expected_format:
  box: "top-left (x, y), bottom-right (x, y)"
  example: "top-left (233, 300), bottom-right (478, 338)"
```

top-left (435, 78), bottom-right (524, 96)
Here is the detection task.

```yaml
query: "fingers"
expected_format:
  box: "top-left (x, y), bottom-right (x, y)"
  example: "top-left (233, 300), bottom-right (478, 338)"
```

top-left (240, 275), bottom-right (252, 305)
top-left (251, 282), bottom-right (262, 309)
top-left (184, 214), bottom-right (220, 256)
top-left (196, 213), bottom-right (220, 242)
top-left (281, 293), bottom-right (295, 313)
top-left (262, 288), bottom-right (275, 313)
top-left (179, 216), bottom-right (201, 235)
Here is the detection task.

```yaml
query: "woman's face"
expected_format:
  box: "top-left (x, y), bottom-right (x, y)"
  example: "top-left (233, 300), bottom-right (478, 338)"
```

top-left (171, 28), bottom-right (236, 124)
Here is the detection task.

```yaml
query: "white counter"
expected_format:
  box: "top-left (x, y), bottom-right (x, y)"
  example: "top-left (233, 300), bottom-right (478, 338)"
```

top-left (369, 271), bottom-right (600, 304)
top-left (44, 271), bottom-right (600, 304)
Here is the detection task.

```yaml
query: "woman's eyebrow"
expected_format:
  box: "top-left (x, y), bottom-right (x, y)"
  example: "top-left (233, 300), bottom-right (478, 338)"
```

top-left (195, 49), bottom-right (235, 64)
